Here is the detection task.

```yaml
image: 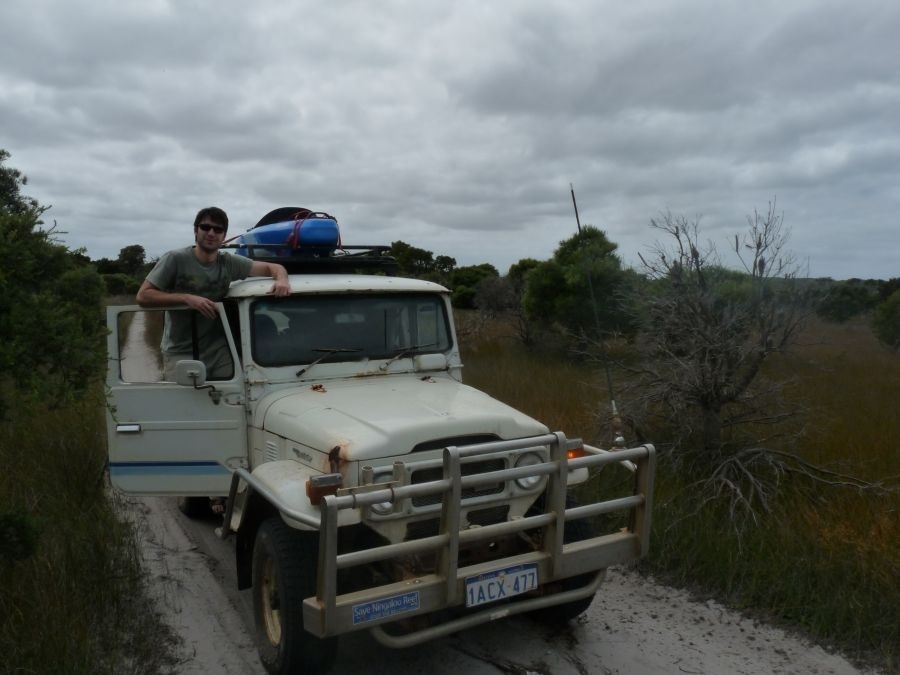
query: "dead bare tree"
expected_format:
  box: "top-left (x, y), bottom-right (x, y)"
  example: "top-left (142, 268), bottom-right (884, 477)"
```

top-left (566, 204), bottom-right (893, 531)
top-left (622, 202), bottom-right (873, 525)
top-left (633, 203), bottom-right (807, 446)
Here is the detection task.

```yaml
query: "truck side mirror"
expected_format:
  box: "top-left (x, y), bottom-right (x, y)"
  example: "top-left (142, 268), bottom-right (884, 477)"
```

top-left (175, 360), bottom-right (207, 387)
top-left (175, 360), bottom-right (223, 404)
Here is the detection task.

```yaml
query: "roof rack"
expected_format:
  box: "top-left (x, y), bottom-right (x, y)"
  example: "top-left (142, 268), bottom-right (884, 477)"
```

top-left (223, 243), bottom-right (397, 275)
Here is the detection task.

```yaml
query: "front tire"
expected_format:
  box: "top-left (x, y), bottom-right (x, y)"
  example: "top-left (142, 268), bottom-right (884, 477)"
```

top-left (252, 517), bottom-right (337, 675)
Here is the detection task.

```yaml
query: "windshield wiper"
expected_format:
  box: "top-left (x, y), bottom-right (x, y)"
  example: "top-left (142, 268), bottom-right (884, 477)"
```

top-left (378, 343), bottom-right (437, 372)
top-left (296, 348), bottom-right (361, 378)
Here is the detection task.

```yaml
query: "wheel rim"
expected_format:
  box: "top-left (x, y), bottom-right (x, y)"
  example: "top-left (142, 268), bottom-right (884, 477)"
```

top-left (260, 554), bottom-right (282, 646)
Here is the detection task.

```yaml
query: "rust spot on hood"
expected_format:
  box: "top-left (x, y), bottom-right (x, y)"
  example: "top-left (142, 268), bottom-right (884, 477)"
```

top-left (311, 383), bottom-right (326, 393)
top-left (328, 445), bottom-right (345, 473)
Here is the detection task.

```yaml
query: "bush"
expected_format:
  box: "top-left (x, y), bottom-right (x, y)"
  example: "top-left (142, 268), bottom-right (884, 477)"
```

top-left (0, 150), bottom-right (172, 672)
top-left (103, 272), bottom-right (140, 296)
top-left (452, 285), bottom-right (478, 309)
top-left (0, 170), bottom-right (107, 418)
top-left (872, 289), bottom-right (900, 350)
top-left (523, 226), bottom-right (633, 339)
top-left (816, 281), bottom-right (880, 323)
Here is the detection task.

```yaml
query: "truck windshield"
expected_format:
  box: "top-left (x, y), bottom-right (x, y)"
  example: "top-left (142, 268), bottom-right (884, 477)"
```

top-left (250, 293), bottom-right (452, 367)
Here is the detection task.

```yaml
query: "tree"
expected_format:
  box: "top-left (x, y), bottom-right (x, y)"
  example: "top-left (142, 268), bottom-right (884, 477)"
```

top-left (474, 258), bottom-right (541, 345)
top-left (93, 256), bottom-right (123, 275)
top-left (508, 258), bottom-right (541, 289)
top-left (433, 255), bottom-right (456, 284)
top-left (95, 245), bottom-right (149, 276)
top-left (523, 226), bottom-right (631, 339)
top-left (388, 241), bottom-right (458, 285)
top-left (0, 150), bottom-right (107, 418)
top-left (390, 240), bottom-right (434, 277)
top-left (627, 204), bottom-right (822, 520)
top-left (116, 244), bottom-right (147, 276)
top-left (0, 149), bottom-right (39, 215)
top-left (878, 277), bottom-right (900, 302)
top-left (816, 279), bottom-right (880, 323)
top-left (102, 273), bottom-right (141, 296)
top-left (450, 263), bottom-right (498, 309)
top-left (872, 289), bottom-right (900, 351)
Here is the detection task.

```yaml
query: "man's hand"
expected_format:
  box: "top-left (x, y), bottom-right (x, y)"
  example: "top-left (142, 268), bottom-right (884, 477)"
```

top-left (183, 294), bottom-right (219, 318)
top-left (269, 277), bottom-right (291, 297)
top-left (251, 261), bottom-right (290, 297)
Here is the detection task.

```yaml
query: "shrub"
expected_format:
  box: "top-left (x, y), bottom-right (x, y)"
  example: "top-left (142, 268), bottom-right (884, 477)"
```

top-left (816, 281), bottom-right (880, 322)
top-left (0, 152), bottom-right (107, 418)
top-left (103, 272), bottom-right (140, 296)
top-left (872, 289), bottom-right (900, 350)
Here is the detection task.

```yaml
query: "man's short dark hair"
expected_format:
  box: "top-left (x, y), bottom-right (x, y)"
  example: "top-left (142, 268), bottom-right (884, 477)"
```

top-left (194, 207), bottom-right (229, 231)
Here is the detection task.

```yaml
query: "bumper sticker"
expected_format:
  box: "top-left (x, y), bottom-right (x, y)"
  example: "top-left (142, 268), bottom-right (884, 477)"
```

top-left (352, 591), bottom-right (420, 625)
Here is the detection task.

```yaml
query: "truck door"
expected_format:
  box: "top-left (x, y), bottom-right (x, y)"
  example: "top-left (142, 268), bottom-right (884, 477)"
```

top-left (106, 305), bottom-right (247, 495)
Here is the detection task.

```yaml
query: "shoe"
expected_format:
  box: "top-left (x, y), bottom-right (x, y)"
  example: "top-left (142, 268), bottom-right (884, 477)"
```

top-left (210, 497), bottom-right (226, 515)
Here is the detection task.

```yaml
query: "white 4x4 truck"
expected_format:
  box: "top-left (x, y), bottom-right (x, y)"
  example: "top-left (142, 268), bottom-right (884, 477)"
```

top-left (106, 225), bottom-right (654, 675)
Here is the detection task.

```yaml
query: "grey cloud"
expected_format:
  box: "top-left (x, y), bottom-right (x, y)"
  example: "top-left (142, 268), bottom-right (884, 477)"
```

top-left (2, 0), bottom-right (899, 279)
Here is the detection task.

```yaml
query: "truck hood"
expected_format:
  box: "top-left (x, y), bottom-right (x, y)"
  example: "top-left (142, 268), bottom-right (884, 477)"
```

top-left (259, 376), bottom-right (548, 462)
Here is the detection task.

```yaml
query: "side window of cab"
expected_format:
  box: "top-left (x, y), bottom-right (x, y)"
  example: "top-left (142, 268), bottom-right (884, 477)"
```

top-left (115, 308), bottom-right (236, 383)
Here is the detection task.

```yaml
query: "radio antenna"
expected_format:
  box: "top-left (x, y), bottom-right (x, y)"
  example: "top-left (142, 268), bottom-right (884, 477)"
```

top-left (570, 183), bottom-right (583, 233)
top-left (570, 183), bottom-right (625, 448)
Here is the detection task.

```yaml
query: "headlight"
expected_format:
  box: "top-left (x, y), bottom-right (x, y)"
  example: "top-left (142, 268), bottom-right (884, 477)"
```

top-left (369, 469), bottom-right (395, 515)
top-left (514, 452), bottom-right (545, 490)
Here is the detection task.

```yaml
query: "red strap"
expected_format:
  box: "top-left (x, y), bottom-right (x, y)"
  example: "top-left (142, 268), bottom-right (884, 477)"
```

top-left (286, 211), bottom-right (310, 250)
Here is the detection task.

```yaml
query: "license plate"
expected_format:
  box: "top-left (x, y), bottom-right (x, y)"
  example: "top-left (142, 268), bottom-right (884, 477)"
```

top-left (465, 563), bottom-right (539, 608)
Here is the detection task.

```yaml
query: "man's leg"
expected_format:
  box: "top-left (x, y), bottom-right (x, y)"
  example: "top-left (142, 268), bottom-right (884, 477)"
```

top-left (203, 341), bottom-right (236, 380)
top-left (162, 351), bottom-right (192, 381)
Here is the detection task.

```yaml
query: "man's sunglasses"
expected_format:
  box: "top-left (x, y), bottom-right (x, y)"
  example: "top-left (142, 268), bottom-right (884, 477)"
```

top-left (198, 223), bottom-right (226, 234)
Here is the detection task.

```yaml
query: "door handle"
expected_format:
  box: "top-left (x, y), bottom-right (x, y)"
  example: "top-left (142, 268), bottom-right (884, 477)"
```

top-left (116, 424), bottom-right (141, 434)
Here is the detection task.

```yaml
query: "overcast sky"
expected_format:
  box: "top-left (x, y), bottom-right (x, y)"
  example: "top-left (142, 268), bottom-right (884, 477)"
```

top-left (2, 0), bottom-right (898, 279)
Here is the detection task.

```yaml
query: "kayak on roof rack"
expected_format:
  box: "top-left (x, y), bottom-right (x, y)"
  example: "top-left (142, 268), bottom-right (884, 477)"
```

top-left (227, 206), bottom-right (396, 274)
top-left (236, 207), bottom-right (340, 256)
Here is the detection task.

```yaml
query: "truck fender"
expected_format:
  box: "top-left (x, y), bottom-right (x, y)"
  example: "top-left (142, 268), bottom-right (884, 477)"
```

top-left (234, 461), bottom-right (323, 590)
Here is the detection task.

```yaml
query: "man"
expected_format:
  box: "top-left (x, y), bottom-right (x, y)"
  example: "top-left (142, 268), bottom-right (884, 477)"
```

top-left (137, 206), bottom-right (290, 380)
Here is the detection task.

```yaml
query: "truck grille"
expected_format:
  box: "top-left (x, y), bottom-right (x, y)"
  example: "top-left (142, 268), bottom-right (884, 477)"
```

top-left (409, 458), bottom-right (506, 507)
top-left (406, 505), bottom-right (510, 540)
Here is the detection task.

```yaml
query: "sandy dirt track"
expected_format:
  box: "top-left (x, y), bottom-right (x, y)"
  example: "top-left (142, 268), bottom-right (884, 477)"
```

top-left (123, 495), bottom-right (872, 675)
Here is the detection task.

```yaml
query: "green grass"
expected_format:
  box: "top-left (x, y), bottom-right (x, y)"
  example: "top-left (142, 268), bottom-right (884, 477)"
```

top-left (0, 394), bottom-right (176, 674)
top-left (460, 317), bottom-right (899, 672)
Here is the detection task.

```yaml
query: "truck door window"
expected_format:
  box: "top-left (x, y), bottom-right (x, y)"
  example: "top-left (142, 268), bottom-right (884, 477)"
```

top-left (116, 310), bottom-right (165, 383)
top-left (116, 308), bottom-right (236, 383)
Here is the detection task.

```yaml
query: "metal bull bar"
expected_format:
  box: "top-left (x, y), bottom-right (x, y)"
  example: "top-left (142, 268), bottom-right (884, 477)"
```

top-left (302, 433), bottom-right (655, 644)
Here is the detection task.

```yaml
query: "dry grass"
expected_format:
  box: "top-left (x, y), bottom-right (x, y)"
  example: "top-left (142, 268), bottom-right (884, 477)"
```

top-left (459, 314), bottom-right (899, 671)
top-left (461, 339), bottom-right (603, 435)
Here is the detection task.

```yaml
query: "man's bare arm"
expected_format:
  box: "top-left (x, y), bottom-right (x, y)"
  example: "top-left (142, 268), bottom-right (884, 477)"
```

top-left (136, 280), bottom-right (220, 318)
top-left (249, 261), bottom-right (291, 296)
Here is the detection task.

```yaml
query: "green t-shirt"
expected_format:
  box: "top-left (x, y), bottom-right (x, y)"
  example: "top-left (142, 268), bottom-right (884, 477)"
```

top-left (146, 246), bottom-right (254, 354)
